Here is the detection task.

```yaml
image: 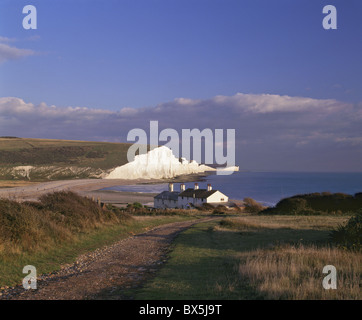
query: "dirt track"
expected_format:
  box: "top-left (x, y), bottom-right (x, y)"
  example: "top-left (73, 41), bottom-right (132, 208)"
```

top-left (1, 217), bottom-right (216, 300)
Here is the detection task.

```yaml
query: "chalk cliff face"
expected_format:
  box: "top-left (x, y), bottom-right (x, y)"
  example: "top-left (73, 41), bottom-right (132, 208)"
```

top-left (104, 146), bottom-right (215, 179)
top-left (0, 165), bottom-right (104, 180)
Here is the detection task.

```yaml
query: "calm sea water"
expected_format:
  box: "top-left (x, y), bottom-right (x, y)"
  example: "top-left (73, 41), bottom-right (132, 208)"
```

top-left (102, 172), bottom-right (362, 206)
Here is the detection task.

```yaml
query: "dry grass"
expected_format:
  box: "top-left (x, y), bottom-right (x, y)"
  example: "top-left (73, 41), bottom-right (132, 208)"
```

top-left (214, 215), bottom-right (360, 299)
top-left (243, 197), bottom-right (267, 213)
top-left (218, 215), bottom-right (350, 231)
top-left (122, 214), bottom-right (361, 300)
top-left (238, 244), bottom-right (361, 300)
top-left (218, 217), bottom-right (269, 230)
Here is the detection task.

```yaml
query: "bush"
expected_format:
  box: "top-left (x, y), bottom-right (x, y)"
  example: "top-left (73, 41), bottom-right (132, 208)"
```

top-left (132, 202), bottom-right (143, 209)
top-left (260, 192), bottom-right (362, 215)
top-left (212, 205), bottom-right (228, 215)
top-left (230, 204), bottom-right (242, 213)
top-left (39, 191), bottom-right (119, 232)
top-left (277, 198), bottom-right (308, 214)
top-left (126, 202), bottom-right (144, 210)
top-left (197, 203), bottom-right (215, 211)
top-left (243, 197), bottom-right (266, 214)
top-left (0, 191), bottom-right (133, 253)
top-left (0, 198), bottom-right (71, 251)
top-left (330, 211), bottom-right (362, 251)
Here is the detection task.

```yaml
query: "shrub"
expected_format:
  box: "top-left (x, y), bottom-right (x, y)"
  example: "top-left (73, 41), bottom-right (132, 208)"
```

top-left (0, 199), bottom-right (71, 251)
top-left (260, 192), bottom-right (362, 215)
top-left (212, 205), bottom-right (228, 215)
top-left (132, 202), bottom-right (143, 209)
top-left (330, 211), bottom-right (362, 251)
top-left (243, 197), bottom-right (266, 214)
top-left (126, 202), bottom-right (144, 210)
top-left (39, 191), bottom-right (119, 232)
top-left (273, 198), bottom-right (308, 215)
top-left (197, 203), bottom-right (214, 211)
top-left (230, 204), bottom-right (242, 213)
top-left (0, 191), bottom-right (133, 253)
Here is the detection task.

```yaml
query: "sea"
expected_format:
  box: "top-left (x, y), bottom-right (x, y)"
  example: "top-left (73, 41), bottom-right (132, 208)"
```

top-left (102, 172), bottom-right (362, 207)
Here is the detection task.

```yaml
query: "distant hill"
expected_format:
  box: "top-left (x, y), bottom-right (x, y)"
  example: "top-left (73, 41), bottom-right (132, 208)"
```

top-left (261, 192), bottom-right (362, 215)
top-left (0, 137), bottom-right (133, 181)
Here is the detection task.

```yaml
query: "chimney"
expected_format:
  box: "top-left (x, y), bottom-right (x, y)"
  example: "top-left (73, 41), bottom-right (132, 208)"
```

top-left (169, 183), bottom-right (174, 192)
top-left (207, 184), bottom-right (212, 191)
top-left (180, 183), bottom-right (185, 192)
top-left (194, 183), bottom-right (199, 190)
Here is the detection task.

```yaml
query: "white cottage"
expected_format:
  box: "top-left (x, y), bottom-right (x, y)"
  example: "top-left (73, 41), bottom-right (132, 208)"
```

top-left (178, 183), bottom-right (228, 209)
top-left (153, 183), bottom-right (179, 209)
top-left (154, 183), bottom-right (229, 209)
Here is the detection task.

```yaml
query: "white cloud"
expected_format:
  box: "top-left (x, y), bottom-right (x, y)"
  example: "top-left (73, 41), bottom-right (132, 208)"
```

top-left (0, 35), bottom-right (36, 64)
top-left (0, 93), bottom-right (361, 171)
top-left (209, 93), bottom-right (347, 114)
top-left (0, 36), bottom-right (16, 43)
top-left (0, 43), bottom-right (35, 64)
top-left (335, 137), bottom-right (362, 146)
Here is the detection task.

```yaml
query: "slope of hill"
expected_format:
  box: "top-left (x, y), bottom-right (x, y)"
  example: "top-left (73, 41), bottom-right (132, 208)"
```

top-left (0, 137), bottom-right (132, 181)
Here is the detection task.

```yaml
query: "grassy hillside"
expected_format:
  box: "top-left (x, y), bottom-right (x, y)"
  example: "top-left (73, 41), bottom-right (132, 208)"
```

top-left (0, 191), bottom-right (194, 287)
top-left (0, 137), bottom-right (133, 180)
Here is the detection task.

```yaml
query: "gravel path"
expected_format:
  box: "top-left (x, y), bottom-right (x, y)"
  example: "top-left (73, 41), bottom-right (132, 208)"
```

top-left (0, 217), bottom-right (216, 300)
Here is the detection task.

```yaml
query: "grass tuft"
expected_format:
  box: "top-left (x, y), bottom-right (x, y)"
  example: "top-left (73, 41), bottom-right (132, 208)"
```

top-left (238, 244), bottom-right (361, 299)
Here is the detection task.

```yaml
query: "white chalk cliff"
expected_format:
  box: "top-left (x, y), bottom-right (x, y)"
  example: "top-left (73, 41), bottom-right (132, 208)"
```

top-left (104, 146), bottom-right (215, 179)
top-left (217, 166), bottom-right (240, 172)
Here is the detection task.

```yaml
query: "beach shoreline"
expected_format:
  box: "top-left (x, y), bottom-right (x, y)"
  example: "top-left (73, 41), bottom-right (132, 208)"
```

top-left (0, 172), bottom-right (212, 206)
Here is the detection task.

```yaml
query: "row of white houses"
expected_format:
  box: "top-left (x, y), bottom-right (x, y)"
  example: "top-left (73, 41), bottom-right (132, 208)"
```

top-left (154, 183), bottom-right (229, 209)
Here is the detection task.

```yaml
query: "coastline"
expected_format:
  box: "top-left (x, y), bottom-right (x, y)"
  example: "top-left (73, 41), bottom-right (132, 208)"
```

top-left (87, 173), bottom-right (212, 207)
top-left (1, 171), bottom-right (360, 208)
top-left (0, 172), bottom-right (212, 205)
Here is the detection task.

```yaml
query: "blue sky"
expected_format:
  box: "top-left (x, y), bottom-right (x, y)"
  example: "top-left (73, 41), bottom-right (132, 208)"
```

top-left (0, 0), bottom-right (361, 171)
top-left (1, 0), bottom-right (362, 109)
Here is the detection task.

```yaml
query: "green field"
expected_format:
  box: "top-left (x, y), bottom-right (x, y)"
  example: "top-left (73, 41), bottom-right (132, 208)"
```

top-left (132, 214), bottom-right (361, 300)
top-left (0, 137), bottom-right (133, 180)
